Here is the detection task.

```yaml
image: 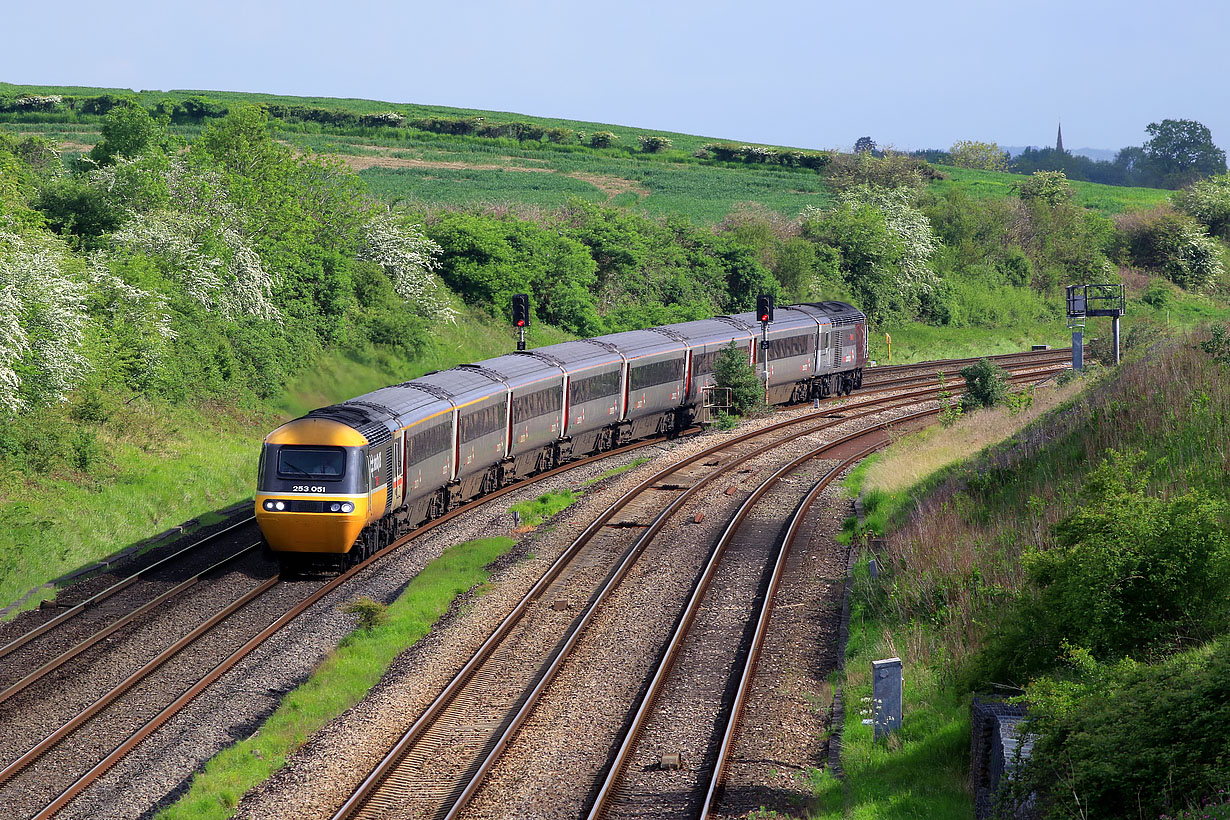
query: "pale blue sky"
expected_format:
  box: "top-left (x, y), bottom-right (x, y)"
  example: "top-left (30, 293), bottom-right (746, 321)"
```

top-left (4, 0), bottom-right (1226, 153)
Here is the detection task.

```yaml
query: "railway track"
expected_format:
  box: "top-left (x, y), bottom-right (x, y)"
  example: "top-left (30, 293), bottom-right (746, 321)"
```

top-left (327, 364), bottom-right (1054, 820)
top-left (1, 437), bottom-right (695, 820)
top-left (2, 349), bottom-right (1065, 820)
top-left (587, 420), bottom-right (923, 819)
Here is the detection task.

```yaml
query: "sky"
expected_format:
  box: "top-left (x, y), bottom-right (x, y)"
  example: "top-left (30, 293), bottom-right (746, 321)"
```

top-left (4, 0), bottom-right (1228, 154)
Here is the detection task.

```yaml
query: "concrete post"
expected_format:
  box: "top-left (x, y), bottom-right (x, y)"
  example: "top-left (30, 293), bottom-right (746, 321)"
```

top-left (1112, 316), bottom-right (1121, 364)
top-left (872, 657), bottom-right (903, 740)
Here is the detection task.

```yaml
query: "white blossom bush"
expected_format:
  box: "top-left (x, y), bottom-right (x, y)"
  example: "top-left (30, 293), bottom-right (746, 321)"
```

top-left (360, 212), bottom-right (453, 321)
top-left (802, 184), bottom-right (940, 295)
top-left (1171, 173), bottom-right (1230, 238)
top-left (85, 255), bottom-right (177, 386)
top-left (96, 157), bottom-right (281, 322)
top-left (109, 210), bottom-right (280, 321)
top-left (0, 230), bottom-right (90, 412)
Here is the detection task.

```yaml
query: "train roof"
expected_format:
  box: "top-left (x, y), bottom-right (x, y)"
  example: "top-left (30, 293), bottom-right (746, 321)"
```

top-left (531, 339), bottom-right (624, 371)
top-left (470, 352), bottom-right (565, 391)
top-left (414, 367), bottom-right (508, 408)
top-left (728, 306), bottom-right (822, 336)
top-left (793, 301), bottom-right (865, 323)
top-left (588, 328), bottom-right (687, 360)
top-left (657, 317), bottom-right (755, 347)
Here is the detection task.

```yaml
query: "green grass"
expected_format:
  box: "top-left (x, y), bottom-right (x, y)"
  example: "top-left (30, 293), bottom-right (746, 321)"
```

top-left (0, 401), bottom-right (271, 614)
top-left (509, 490), bottom-right (581, 527)
top-left (812, 557), bottom-right (973, 820)
top-left (930, 165), bottom-right (1170, 215)
top-left (871, 318), bottom-right (1074, 364)
top-left (157, 534), bottom-right (515, 820)
top-left (583, 457), bottom-right (651, 486)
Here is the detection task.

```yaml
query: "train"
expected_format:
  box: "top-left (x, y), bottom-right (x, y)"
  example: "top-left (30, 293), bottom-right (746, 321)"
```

top-left (255, 301), bottom-right (868, 564)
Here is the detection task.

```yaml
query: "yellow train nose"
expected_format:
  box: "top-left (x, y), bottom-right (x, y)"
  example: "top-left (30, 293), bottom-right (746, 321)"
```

top-left (255, 496), bottom-right (369, 554)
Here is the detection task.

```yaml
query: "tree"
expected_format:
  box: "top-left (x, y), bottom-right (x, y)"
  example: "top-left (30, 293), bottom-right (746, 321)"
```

top-left (1016, 170), bottom-right (1074, 207)
top-left (853, 136), bottom-right (876, 155)
top-left (88, 104), bottom-right (170, 166)
top-left (949, 140), bottom-right (1009, 171)
top-left (1143, 119), bottom-right (1227, 188)
top-left (713, 341), bottom-right (762, 414)
top-left (1172, 172), bottom-right (1230, 239)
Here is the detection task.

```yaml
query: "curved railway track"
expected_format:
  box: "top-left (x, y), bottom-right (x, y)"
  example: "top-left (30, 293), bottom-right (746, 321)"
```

top-left (328, 363), bottom-right (1064, 820)
top-left (3, 350), bottom-right (1066, 820)
top-left (587, 422), bottom-right (919, 819)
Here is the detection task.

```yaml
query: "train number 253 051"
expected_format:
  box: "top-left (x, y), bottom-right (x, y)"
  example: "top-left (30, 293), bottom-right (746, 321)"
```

top-left (292, 485), bottom-right (327, 493)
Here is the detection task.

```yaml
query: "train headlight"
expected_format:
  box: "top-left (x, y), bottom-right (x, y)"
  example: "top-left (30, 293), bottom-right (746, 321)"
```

top-left (341, 502), bottom-right (354, 513)
top-left (274, 501), bottom-right (286, 511)
top-left (263, 500), bottom-right (275, 511)
top-left (330, 502), bottom-right (342, 512)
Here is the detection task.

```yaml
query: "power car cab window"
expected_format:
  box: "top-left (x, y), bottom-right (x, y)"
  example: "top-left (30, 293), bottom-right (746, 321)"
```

top-left (277, 447), bottom-right (346, 480)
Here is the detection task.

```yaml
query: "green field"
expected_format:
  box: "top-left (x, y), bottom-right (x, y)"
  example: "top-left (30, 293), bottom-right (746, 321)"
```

top-left (4, 82), bottom-right (1170, 223)
top-left (930, 164), bottom-right (1172, 214)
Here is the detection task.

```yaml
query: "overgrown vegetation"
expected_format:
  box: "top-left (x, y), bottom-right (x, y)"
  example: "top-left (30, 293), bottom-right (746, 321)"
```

top-left (834, 330), bottom-right (1230, 819)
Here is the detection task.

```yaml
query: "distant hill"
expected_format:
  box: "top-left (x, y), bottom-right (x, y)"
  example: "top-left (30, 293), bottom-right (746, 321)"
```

top-left (1003, 145), bottom-right (1119, 162)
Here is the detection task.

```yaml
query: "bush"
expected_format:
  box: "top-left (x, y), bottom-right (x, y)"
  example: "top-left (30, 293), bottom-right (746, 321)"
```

top-left (714, 341), bottom-right (762, 414)
top-left (1029, 450), bottom-right (1229, 658)
top-left (638, 135), bottom-right (672, 153)
top-left (1016, 641), bottom-right (1230, 820)
top-left (959, 358), bottom-right (1008, 409)
top-left (1200, 322), bottom-right (1230, 365)
top-left (343, 596), bottom-right (389, 631)
top-left (1172, 172), bottom-right (1230, 239)
top-left (589, 131), bottom-right (617, 148)
top-left (1115, 206), bottom-right (1224, 291)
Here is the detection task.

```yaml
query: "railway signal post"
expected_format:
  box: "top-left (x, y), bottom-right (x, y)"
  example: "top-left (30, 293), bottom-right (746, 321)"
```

top-left (1066, 284), bottom-right (1125, 369)
top-left (512, 293), bottom-right (530, 351)
top-left (757, 294), bottom-right (774, 401)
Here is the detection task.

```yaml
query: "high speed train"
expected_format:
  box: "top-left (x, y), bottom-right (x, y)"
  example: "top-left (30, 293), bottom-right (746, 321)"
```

top-left (255, 301), bottom-right (867, 564)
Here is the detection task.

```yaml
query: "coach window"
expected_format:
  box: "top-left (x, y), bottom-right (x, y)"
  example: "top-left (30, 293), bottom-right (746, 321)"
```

top-left (570, 370), bottom-right (620, 405)
top-left (630, 358), bottom-right (684, 391)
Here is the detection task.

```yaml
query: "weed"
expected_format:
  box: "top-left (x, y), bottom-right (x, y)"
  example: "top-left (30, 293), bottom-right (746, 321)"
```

top-left (342, 596), bottom-right (389, 631)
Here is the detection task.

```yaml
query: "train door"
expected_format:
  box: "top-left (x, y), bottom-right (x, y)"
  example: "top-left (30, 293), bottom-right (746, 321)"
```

top-left (391, 432), bottom-right (404, 509)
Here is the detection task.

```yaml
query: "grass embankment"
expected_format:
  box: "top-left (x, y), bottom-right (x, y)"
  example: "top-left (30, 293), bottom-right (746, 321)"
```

top-left (158, 535), bottom-right (515, 820)
top-left (0, 310), bottom-right (574, 614)
top-left (820, 330), bottom-right (1230, 817)
top-left (814, 376), bottom-right (1090, 819)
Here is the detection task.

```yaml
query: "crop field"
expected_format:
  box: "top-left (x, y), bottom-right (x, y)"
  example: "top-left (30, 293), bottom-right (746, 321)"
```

top-left (4, 83), bottom-right (1175, 223)
top-left (930, 164), bottom-right (1171, 214)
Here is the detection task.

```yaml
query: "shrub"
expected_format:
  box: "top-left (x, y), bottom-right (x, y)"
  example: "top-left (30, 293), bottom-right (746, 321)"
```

top-left (1016, 170), bottom-right (1074, 207)
top-left (714, 341), bottom-right (762, 414)
top-left (1200, 322), bottom-right (1230, 365)
top-left (1017, 641), bottom-right (1230, 820)
top-left (343, 596), bottom-right (389, 631)
top-left (1115, 207), bottom-right (1224, 291)
top-left (959, 358), bottom-right (1008, 409)
top-left (589, 131), bottom-right (617, 148)
top-left (638, 135), bottom-right (672, 153)
top-left (1029, 450), bottom-right (1229, 657)
top-left (1171, 172), bottom-right (1230, 239)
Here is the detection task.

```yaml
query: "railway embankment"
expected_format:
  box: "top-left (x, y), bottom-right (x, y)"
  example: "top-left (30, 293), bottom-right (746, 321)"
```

top-left (824, 330), bottom-right (1229, 820)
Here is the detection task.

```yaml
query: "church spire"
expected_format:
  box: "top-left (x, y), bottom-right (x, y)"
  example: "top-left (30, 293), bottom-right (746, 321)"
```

top-left (1056, 121), bottom-right (1065, 154)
